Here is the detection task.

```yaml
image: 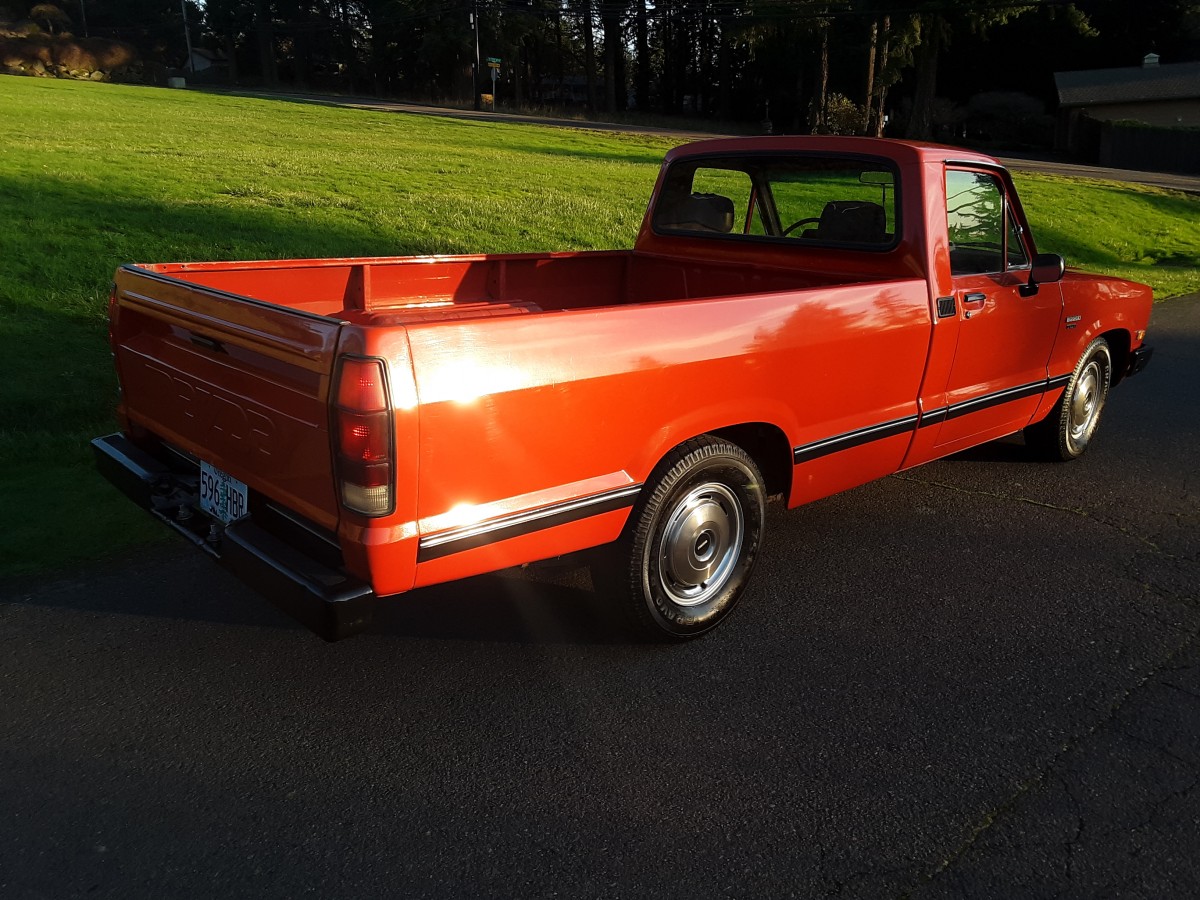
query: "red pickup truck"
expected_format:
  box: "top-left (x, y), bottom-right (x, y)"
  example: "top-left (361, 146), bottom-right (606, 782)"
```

top-left (93, 136), bottom-right (1153, 641)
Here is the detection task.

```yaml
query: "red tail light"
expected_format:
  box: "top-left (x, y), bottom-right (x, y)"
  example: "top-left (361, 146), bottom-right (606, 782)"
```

top-left (333, 356), bottom-right (394, 516)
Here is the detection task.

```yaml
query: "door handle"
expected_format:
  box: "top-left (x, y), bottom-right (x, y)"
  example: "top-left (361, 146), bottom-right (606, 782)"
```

top-left (960, 292), bottom-right (986, 319)
top-left (189, 333), bottom-right (226, 353)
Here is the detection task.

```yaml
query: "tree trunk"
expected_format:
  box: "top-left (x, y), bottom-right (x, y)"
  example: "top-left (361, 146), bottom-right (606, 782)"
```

top-left (555, 9), bottom-right (564, 103)
top-left (514, 39), bottom-right (524, 106)
top-left (254, 0), bottom-right (277, 87)
top-left (528, 32), bottom-right (541, 104)
top-left (862, 18), bottom-right (877, 136)
top-left (660, 5), bottom-right (673, 113)
top-left (602, 9), bottom-right (620, 111)
top-left (904, 15), bottom-right (941, 140)
top-left (292, 19), bottom-right (311, 89)
top-left (615, 24), bottom-right (626, 111)
top-left (635, 0), bottom-right (648, 111)
top-left (873, 15), bottom-right (890, 137)
top-left (789, 47), bottom-right (804, 133)
top-left (224, 30), bottom-right (238, 85)
top-left (808, 22), bottom-right (829, 133)
top-left (717, 23), bottom-right (731, 119)
top-left (582, 0), bottom-right (596, 110)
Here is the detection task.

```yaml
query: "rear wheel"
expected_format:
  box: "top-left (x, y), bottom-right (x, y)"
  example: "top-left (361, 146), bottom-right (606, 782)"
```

top-left (593, 437), bottom-right (766, 640)
top-left (1026, 337), bottom-right (1112, 461)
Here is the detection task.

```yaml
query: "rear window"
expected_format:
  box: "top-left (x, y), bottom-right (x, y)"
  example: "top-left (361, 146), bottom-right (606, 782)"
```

top-left (653, 155), bottom-right (899, 248)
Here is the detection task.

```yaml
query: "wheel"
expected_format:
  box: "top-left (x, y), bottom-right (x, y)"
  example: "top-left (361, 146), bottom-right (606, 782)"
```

top-left (593, 437), bottom-right (766, 640)
top-left (1025, 337), bottom-right (1112, 461)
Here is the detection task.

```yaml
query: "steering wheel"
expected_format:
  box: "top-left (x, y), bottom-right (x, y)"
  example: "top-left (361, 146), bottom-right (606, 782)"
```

top-left (781, 217), bottom-right (822, 237)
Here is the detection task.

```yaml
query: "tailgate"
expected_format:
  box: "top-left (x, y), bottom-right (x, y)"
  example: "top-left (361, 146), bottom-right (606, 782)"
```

top-left (111, 264), bottom-right (345, 530)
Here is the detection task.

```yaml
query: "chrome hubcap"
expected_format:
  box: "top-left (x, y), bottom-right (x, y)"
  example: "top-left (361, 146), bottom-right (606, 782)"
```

top-left (657, 483), bottom-right (743, 607)
top-left (1068, 359), bottom-right (1104, 447)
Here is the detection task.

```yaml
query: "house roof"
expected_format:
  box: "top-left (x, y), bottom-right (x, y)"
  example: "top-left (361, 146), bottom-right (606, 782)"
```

top-left (1055, 60), bottom-right (1200, 107)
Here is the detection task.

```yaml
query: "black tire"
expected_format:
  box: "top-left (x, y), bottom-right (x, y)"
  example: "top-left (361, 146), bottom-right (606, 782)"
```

top-left (1025, 337), bottom-right (1112, 461)
top-left (592, 437), bottom-right (766, 640)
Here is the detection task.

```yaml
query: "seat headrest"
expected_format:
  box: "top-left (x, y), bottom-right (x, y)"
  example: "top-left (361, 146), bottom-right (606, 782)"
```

top-left (659, 192), bottom-right (735, 234)
top-left (817, 201), bottom-right (886, 243)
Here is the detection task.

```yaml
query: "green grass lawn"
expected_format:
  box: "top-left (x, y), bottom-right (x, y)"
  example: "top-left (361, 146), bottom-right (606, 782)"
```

top-left (1, 77), bottom-right (1198, 578)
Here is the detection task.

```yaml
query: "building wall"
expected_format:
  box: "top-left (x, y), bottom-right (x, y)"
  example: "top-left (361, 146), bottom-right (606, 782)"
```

top-left (1085, 99), bottom-right (1200, 128)
top-left (1057, 100), bottom-right (1200, 155)
top-left (1100, 122), bottom-right (1200, 174)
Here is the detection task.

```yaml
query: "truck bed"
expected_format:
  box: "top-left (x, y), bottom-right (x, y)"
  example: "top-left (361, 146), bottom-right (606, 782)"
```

top-left (139, 249), bottom-right (888, 326)
top-left (111, 247), bottom-right (918, 587)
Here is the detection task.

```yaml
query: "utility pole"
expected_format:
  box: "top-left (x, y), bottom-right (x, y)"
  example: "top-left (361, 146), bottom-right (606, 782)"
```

top-left (78, 0), bottom-right (88, 36)
top-left (181, 0), bottom-right (195, 73)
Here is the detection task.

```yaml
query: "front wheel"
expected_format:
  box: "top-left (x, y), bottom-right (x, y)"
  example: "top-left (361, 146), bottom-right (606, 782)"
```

top-left (1026, 337), bottom-right (1112, 461)
top-left (592, 437), bottom-right (766, 641)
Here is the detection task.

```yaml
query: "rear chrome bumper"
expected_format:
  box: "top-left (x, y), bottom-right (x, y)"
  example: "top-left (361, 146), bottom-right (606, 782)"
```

top-left (92, 433), bottom-right (376, 641)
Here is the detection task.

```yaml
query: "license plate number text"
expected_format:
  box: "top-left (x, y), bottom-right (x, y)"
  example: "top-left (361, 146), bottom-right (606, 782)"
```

top-left (199, 461), bottom-right (249, 525)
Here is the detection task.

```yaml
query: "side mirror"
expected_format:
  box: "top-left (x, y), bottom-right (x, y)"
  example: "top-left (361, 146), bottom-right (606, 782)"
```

top-left (1020, 253), bottom-right (1065, 297)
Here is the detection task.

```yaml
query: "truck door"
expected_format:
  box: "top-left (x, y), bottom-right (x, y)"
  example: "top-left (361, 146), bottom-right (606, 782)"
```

top-left (931, 167), bottom-right (1061, 452)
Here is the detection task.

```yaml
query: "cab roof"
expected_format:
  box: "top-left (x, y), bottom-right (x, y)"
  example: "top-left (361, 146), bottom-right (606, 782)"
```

top-left (663, 136), bottom-right (1004, 170)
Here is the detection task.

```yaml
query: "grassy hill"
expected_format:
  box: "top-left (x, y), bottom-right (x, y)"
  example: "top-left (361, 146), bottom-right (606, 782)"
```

top-left (1, 77), bottom-right (1197, 576)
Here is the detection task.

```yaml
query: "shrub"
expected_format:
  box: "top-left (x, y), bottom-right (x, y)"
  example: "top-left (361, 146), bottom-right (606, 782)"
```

top-left (29, 2), bottom-right (68, 34)
top-left (82, 37), bottom-right (134, 70)
top-left (825, 93), bottom-right (867, 136)
top-left (0, 31), bottom-right (136, 74)
top-left (965, 92), bottom-right (1054, 148)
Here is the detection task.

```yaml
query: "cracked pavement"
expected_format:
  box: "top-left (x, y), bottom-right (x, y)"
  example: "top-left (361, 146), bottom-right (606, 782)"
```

top-left (906, 639), bottom-right (1200, 899)
top-left (1, 296), bottom-right (1197, 898)
top-left (898, 296), bottom-right (1200, 899)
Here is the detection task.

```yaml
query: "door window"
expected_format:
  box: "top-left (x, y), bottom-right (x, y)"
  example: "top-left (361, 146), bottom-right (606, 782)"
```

top-left (946, 170), bottom-right (1028, 276)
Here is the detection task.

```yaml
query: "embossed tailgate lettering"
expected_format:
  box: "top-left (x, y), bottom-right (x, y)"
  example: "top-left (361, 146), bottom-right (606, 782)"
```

top-left (143, 360), bottom-right (278, 459)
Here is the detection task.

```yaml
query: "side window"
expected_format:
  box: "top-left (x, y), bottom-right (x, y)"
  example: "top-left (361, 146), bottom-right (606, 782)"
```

top-left (946, 169), bottom-right (1029, 275)
top-left (1007, 213), bottom-right (1029, 269)
top-left (946, 171), bottom-right (1003, 275)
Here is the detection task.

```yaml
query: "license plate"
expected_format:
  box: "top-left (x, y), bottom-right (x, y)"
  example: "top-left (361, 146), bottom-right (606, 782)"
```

top-left (199, 461), bottom-right (249, 524)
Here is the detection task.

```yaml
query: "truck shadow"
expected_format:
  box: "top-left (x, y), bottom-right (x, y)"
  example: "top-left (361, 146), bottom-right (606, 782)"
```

top-left (944, 433), bottom-right (1032, 464)
top-left (368, 565), bottom-right (631, 645)
top-left (1, 545), bottom-right (630, 646)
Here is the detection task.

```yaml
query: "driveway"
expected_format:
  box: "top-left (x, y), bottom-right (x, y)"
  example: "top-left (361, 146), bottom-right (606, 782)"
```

top-left (3, 295), bottom-right (1197, 898)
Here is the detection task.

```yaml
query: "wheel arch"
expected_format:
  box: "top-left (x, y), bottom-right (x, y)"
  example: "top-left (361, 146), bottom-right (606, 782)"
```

top-left (626, 421), bottom-right (793, 523)
top-left (704, 422), bottom-right (793, 500)
top-left (1099, 327), bottom-right (1131, 386)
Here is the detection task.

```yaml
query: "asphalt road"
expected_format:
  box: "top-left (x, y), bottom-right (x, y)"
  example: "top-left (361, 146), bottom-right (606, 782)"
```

top-left (201, 87), bottom-right (1200, 195)
top-left (2, 297), bottom-right (1198, 899)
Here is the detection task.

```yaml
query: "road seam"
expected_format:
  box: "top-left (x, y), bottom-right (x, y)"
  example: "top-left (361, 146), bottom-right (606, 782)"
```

top-left (889, 474), bottom-right (1175, 558)
top-left (897, 626), bottom-right (1200, 898)
top-left (891, 469), bottom-right (1197, 897)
